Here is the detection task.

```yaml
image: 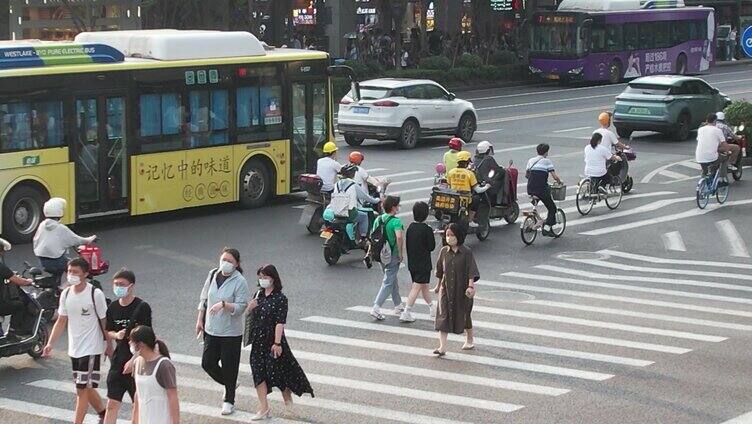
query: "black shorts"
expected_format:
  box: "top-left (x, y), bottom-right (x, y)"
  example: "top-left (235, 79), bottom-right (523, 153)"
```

top-left (71, 355), bottom-right (101, 389)
top-left (107, 368), bottom-right (135, 402)
top-left (410, 270), bottom-right (432, 284)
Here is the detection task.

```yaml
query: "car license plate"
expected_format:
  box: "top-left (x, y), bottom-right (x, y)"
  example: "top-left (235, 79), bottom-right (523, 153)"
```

top-left (352, 106), bottom-right (370, 114)
top-left (548, 74), bottom-right (560, 80)
top-left (320, 230), bottom-right (333, 240)
top-left (629, 107), bottom-right (651, 115)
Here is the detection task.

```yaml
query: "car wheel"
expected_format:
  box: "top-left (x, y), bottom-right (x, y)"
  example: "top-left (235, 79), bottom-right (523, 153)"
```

top-left (672, 112), bottom-right (691, 141)
top-left (609, 60), bottom-right (622, 84)
top-left (344, 134), bottom-right (364, 146)
top-left (456, 113), bottom-right (476, 143)
top-left (615, 127), bottom-right (633, 139)
top-left (239, 158), bottom-right (272, 209)
top-left (398, 119), bottom-right (420, 149)
top-left (2, 184), bottom-right (47, 244)
top-left (676, 54), bottom-right (688, 75)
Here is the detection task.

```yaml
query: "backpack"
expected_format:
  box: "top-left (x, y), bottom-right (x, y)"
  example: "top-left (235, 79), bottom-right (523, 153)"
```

top-left (330, 181), bottom-right (356, 218)
top-left (369, 215), bottom-right (395, 264)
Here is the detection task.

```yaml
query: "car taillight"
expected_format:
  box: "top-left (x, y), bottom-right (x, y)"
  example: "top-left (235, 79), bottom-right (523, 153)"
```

top-left (339, 98), bottom-right (352, 105)
top-left (373, 100), bottom-right (400, 107)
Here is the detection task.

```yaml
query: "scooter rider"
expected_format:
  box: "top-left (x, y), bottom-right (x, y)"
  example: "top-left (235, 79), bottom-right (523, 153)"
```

top-left (716, 111), bottom-right (742, 170)
top-left (316, 141), bottom-right (343, 193)
top-left (349, 151), bottom-right (385, 192)
top-left (0, 237), bottom-right (33, 340)
top-left (446, 151), bottom-right (489, 225)
top-left (33, 198), bottom-right (96, 276)
top-left (526, 144), bottom-right (563, 237)
top-left (334, 164), bottom-right (382, 246)
top-left (473, 141), bottom-right (506, 206)
top-left (443, 137), bottom-right (465, 173)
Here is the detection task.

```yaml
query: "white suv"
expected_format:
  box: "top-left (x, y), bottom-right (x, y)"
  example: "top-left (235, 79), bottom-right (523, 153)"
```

top-left (337, 78), bottom-right (477, 149)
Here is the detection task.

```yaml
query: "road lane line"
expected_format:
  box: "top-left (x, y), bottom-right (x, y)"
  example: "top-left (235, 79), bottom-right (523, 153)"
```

top-left (641, 158), bottom-right (694, 183)
top-left (600, 249), bottom-right (752, 270)
top-left (388, 177), bottom-right (436, 187)
top-left (366, 168), bottom-right (389, 173)
top-left (476, 93), bottom-right (617, 111)
top-left (716, 220), bottom-right (751, 258)
top-left (285, 328), bottom-right (612, 381)
top-left (377, 170), bottom-right (424, 179)
top-left (558, 257), bottom-right (752, 283)
top-left (348, 306), bottom-right (686, 354)
top-left (478, 105), bottom-right (610, 125)
top-left (720, 410), bottom-right (752, 423)
top-left (509, 271), bottom-right (752, 306)
top-left (553, 126), bottom-right (592, 133)
top-left (580, 198), bottom-right (752, 236)
top-left (677, 160), bottom-right (702, 170)
top-left (476, 128), bottom-right (504, 134)
top-left (524, 300), bottom-right (752, 332)
top-left (662, 231), bottom-right (687, 252)
top-left (392, 186), bottom-right (434, 196)
top-left (468, 305), bottom-right (726, 342)
top-left (658, 169), bottom-right (692, 179)
top-left (539, 264), bottom-right (752, 294)
top-left (479, 279), bottom-right (752, 319)
top-left (567, 196), bottom-right (695, 227)
top-left (0, 396), bottom-right (128, 424)
top-left (301, 315), bottom-right (653, 367)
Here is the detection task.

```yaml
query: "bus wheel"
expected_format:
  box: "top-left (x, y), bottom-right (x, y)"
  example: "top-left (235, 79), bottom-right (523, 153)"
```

top-left (2, 185), bottom-right (46, 244)
top-left (608, 60), bottom-right (622, 84)
top-left (676, 54), bottom-right (687, 75)
top-left (239, 159), bottom-right (272, 209)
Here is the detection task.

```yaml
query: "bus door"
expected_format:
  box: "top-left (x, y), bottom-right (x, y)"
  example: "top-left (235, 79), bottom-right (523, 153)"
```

top-left (289, 62), bottom-right (329, 189)
top-left (73, 94), bottom-right (128, 218)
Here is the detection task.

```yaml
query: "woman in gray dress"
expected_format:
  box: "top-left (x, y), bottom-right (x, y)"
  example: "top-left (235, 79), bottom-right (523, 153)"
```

top-left (433, 223), bottom-right (479, 356)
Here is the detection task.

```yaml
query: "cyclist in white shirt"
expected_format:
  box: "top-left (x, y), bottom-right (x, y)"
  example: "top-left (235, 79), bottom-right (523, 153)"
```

top-left (696, 113), bottom-right (735, 176)
top-left (585, 132), bottom-right (622, 194)
top-left (316, 141), bottom-right (343, 193)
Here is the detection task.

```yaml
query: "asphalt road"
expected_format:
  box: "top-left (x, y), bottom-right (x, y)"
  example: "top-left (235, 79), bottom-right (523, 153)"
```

top-left (3, 65), bottom-right (752, 424)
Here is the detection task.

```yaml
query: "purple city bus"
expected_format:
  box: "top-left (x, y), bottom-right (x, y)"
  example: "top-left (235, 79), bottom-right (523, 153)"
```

top-left (528, 0), bottom-right (715, 84)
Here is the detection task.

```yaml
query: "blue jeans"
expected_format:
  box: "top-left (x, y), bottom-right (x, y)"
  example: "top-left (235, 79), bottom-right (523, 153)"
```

top-left (39, 255), bottom-right (67, 275)
top-left (355, 211), bottom-right (369, 237)
top-left (373, 255), bottom-right (401, 308)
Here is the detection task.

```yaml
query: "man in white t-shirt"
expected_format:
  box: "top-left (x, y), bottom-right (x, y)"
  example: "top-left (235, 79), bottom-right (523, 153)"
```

top-left (43, 258), bottom-right (112, 424)
top-left (696, 113), bottom-right (737, 175)
top-left (316, 141), bottom-right (343, 193)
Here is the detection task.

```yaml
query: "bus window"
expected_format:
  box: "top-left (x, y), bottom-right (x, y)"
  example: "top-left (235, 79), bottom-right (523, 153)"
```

top-left (624, 24), bottom-right (638, 51)
top-left (654, 23), bottom-right (671, 49)
top-left (0, 101), bottom-right (64, 152)
top-left (138, 93), bottom-right (184, 152)
top-left (638, 23), bottom-right (655, 49)
top-left (188, 89), bottom-right (229, 147)
top-left (236, 66), bottom-right (284, 142)
top-left (606, 26), bottom-right (622, 52)
top-left (312, 82), bottom-right (328, 148)
top-left (688, 20), bottom-right (706, 40)
top-left (671, 21), bottom-right (690, 45)
top-left (590, 24), bottom-right (607, 53)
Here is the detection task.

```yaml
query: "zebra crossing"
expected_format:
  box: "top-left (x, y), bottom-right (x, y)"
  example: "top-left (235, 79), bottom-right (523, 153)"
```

top-left (7, 248), bottom-right (752, 423)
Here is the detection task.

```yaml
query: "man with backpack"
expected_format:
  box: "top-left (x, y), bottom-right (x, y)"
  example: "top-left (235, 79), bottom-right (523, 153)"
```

top-left (329, 164), bottom-right (382, 247)
top-left (369, 195), bottom-right (405, 321)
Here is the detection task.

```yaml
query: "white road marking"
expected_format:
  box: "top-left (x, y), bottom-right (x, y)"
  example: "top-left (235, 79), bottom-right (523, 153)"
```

top-left (677, 160), bottom-right (702, 170)
top-left (600, 249), bottom-right (752, 270)
top-left (567, 196), bottom-right (695, 227)
top-left (469, 304), bottom-right (726, 342)
top-left (658, 169), bottom-right (692, 180)
top-left (478, 105), bottom-right (610, 125)
top-left (302, 315), bottom-right (652, 367)
top-left (286, 327), bottom-right (612, 381)
top-left (0, 396), bottom-right (128, 424)
top-left (476, 128), bottom-right (504, 134)
top-left (378, 170), bottom-right (424, 179)
top-left (476, 93), bottom-right (618, 111)
top-left (716, 219), bottom-right (751, 258)
top-left (662, 231), bottom-right (687, 251)
top-left (392, 186), bottom-right (433, 196)
top-left (580, 198), bottom-right (752, 236)
top-left (479, 279), bottom-right (752, 319)
top-left (388, 177), bottom-right (436, 187)
top-left (524, 300), bottom-right (752, 332)
top-left (559, 257), bottom-right (752, 283)
top-left (553, 126), bottom-right (592, 133)
top-left (641, 158), bottom-right (695, 183)
top-left (366, 168), bottom-right (389, 173)
top-left (720, 410), bottom-right (752, 424)
top-left (510, 271), bottom-right (752, 306)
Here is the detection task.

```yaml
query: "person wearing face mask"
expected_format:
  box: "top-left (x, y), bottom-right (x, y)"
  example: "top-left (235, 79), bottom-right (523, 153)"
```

top-left (43, 258), bottom-right (112, 424)
top-left (130, 325), bottom-right (179, 424)
top-left (369, 195), bottom-right (405, 321)
top-left (196, 248), bottom-right (250, 416)
top-left (244, 264), bottom-right (313, 420)
top-left (103, 269), bottom-right (152, 424)
top-left (433, 223), bottom-right (479, 356)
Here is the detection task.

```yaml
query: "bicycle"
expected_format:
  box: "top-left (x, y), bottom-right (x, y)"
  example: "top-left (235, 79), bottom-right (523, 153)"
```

top-left (575, 174), bottom-right (623, 215)
top-left (520, 195), bottom-right (566, 245)
top-left (696, 154), bottom-right (730, 209)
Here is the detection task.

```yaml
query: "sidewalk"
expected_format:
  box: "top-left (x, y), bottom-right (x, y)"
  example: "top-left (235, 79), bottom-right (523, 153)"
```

top-left (716, 58), bottom-right (752, 67)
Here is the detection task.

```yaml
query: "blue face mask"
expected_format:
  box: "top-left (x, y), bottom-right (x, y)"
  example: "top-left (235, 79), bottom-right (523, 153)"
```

top-left (113, 285), bottom-right (130, 299)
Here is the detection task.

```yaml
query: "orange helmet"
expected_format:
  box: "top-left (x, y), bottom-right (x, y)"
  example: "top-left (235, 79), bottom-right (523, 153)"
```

top-left (598, 112), bottom-right (612, 127)
top-left (448, 137), bottom-right (463, 151)
top-left (349, 151), bottom-right (364, 165)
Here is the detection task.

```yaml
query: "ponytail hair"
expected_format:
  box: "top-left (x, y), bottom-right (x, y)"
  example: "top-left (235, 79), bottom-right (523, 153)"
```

top-left (130, 325), bottom-right (171, 358)
top-left (589, 132), bottom-right (603, 149)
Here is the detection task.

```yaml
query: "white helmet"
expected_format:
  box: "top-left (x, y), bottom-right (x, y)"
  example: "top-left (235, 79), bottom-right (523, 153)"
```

top-left (0, 237), bottom-right (10, 252)
top-left (476, 141), bottom-right (494, 155)
top-left (716, 111), bottom-right (725, 121)
top-left (43, 197), bottom-right (67, 218)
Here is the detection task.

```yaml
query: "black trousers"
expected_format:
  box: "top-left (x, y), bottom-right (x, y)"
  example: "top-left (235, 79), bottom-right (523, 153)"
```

top-left (0, 298), bottom-right (27, 333)
top-left (202, 334), bottom-right (242, 404)
top-left (539, 191), bottom-right (558, 226)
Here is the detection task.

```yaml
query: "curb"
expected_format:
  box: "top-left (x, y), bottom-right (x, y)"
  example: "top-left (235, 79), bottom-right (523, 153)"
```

top-left (716, 59), bottom-right (752, 67)
top-left (447, 79), bottom-right (539, 93)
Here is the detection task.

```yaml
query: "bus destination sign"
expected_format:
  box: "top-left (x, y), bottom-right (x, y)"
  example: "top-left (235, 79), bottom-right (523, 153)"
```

top-left (536, 15), bottom-right (576, 24)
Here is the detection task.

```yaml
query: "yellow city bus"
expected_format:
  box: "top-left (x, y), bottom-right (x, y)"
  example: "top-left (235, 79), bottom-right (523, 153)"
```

top-left (0, 30), bottom-right (335, 242)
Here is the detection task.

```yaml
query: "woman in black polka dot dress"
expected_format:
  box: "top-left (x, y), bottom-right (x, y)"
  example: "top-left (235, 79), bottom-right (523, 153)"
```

top-left (246, 264), bottom-right (313, 420)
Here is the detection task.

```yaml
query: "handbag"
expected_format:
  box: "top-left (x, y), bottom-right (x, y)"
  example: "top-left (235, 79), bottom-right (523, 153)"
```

top-left (243, 290), bottom-right (262, 347)
top-left (525, 157), bottom-right (543, 179)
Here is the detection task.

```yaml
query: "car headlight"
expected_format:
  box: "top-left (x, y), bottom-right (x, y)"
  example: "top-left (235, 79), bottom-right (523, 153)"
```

top-left (568, 67), bottom-right (583, 75)
top-left (529, 66), bottom-right (541, 74)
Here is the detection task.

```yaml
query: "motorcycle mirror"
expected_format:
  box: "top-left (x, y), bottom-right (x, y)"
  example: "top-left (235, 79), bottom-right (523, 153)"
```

top-left (29, 267), bottom-right (42, 276)
top-left (488, 169), bottom-right (496, 178)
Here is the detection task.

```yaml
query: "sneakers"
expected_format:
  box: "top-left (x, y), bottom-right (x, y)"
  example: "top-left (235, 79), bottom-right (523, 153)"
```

top-left (393, 303), bottom-right (406, 314)
top-left (541, 226), bottom-right (554, 237)
top-left (221, 402), bottom-right (235, 415)
top-left (370, 308), bottom-right (386, 321)
top-left (363, 256), bottom-right (373, 269)
top-left (468, 221), bottom-right (479, 228)
top-left (399, 310), bottom-right (416, 322)
top-left (428, 302), bottom-right (437, 319)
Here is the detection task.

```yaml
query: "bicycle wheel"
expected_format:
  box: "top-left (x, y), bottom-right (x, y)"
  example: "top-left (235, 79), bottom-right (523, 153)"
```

top-left (696, 178), bottom-right (710, 209)
top-left (520, 216), bottom-right (538, 245)
top-left (716, 181), bottom-right (730, 204)
top-left (552, 209), bottom-right (566, 238)
top-left (576, 179), bottom-right (594, 215)
top-left (605, 178), bottom-right (623, 210)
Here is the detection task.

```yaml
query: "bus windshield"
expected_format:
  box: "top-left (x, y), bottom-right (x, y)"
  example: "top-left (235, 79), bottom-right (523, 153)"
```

top-left (531, 23), bottom-right (585, 57)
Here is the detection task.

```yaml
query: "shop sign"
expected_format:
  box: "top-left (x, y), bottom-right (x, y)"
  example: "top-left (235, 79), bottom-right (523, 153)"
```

top-left (491, 0), bottom-right (514, 11)
top-left (357, 7), bottom-right (376, 14)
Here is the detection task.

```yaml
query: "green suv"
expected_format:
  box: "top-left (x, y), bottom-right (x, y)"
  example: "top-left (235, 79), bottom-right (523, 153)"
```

top-left (613, 76), bottom-right (732, 141)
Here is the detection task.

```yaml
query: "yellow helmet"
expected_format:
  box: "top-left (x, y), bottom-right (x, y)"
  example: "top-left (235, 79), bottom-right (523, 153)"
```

top-left (457, 151), bottom-right (472, 162)
top-left (598, 112), bottom-right (611, 126)
top-left (322, 141), bottom-right (338, 154)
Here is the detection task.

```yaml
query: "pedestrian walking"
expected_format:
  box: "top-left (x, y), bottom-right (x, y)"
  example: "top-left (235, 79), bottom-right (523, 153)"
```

top-left (433, 224), bottom-right (479, 356)
top-left (195, 248), bottom-right (250, 416)
top-left (42, 258), bottom-right (112, 424)
top-left (245, 264), bottom-right (313, 420)
top-left (370, 195), bottom-right (405, 321)
top-left (400, 201), bottom-right (436, 323)
top-left (104, 269), bottom-right (152, 424)
top-left (130, 325), bottom-right (179, 424)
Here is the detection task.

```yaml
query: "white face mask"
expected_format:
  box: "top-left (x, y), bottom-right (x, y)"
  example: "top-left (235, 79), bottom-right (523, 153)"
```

top-left (219, 260), bottom-right (235, 275)
top-left (259, 278), bottom-right (272, 289)
top-left (129, 343), bottom-right (138, 355)
top-left (67, 274), bottom-right (81, 285)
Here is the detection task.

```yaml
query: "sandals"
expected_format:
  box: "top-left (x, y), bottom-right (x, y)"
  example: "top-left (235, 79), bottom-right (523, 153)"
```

top-left (461, 343), bottom-right (475, 350)
top-left (370, 310), bottom-right (386, 321)
top-left (432, 348), bottom-right (446, 357)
